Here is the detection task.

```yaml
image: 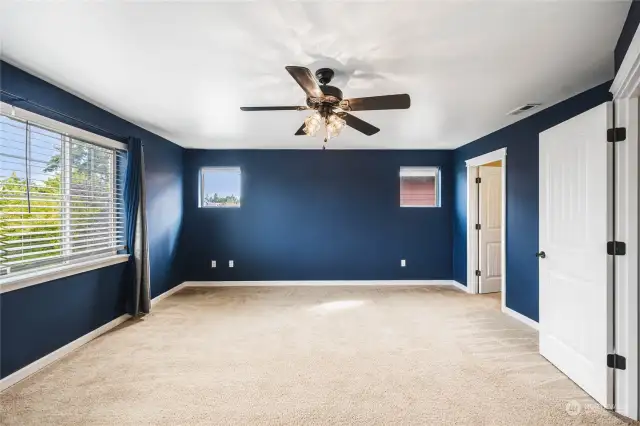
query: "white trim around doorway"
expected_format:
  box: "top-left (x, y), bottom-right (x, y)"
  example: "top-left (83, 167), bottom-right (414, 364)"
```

top-left (465, 148), bottom-right (507, 312)
top-left (609, 22), bottom-right (640, 420)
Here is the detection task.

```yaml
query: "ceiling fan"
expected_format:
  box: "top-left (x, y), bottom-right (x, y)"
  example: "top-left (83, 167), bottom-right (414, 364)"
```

top-left (240, 66), bottom-right (411, 149)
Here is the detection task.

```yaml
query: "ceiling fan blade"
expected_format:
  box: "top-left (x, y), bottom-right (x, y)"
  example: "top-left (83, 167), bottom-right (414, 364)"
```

top-left (341, 113), bottom-right (380, 136)
top-left (295, 123), bottom-right (306, 135)
top-left (285, 66), bottom-right (324, 99)
top-left (343, 94), bottom-right (410, 111)
top-left (240, 106), bottom-right (307, 111)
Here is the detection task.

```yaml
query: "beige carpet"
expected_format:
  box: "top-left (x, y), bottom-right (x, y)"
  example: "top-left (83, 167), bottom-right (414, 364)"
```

top-left (0, 285), bottom-right (629, 425)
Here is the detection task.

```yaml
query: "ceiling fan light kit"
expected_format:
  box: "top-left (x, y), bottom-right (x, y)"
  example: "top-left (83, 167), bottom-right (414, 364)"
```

top-left (240, 66), bottom-right (411, 149)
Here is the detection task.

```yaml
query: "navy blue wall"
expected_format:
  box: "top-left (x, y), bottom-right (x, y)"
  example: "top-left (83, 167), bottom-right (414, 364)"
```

top-left (0, 264), bottom-right (127, 377)
top-left (0, 61), bottom-right (184, 378)
top-left (452, 81), bottom-right (612, 322)
top-left (615, 1), bottom-right (640, 73)
top-left (181, 150), bottom-right (453, 281)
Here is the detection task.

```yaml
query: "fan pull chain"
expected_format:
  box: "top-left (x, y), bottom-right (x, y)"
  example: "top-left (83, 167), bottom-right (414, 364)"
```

top-left (323, 119), bottom-right (330, 149)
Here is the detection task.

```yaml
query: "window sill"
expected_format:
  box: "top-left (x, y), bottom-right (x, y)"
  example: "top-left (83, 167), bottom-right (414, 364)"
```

top-left (0, 254), bottom-right (130, 294)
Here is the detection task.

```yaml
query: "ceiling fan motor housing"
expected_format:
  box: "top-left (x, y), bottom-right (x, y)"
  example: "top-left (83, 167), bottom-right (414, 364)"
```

top-left (313, 68), bottom-right (343, 104)
top-left (320, 85), bottom-right (343, 101)
top-left (306, 85), bottom-right (343, 108)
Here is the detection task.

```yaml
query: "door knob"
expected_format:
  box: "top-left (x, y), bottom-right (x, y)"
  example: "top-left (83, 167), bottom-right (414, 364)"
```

top-left (536, 251), bottom-right (546, 259)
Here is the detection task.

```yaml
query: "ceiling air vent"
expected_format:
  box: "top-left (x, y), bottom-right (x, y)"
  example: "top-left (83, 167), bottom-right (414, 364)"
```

top-left (507, 103), bottom-right (541, 116)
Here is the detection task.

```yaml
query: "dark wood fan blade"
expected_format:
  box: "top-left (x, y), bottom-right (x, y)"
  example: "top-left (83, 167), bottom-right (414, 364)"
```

top-left (295, 123), bottom-right (306, 135)
top-left (285, 66), bottom-right (324, 99)
top-left (341, 113), bottom-right (380, 136)
top-left (343, 94), bottom-right (410, 111)
top-left (240, 106), bottom-right (307, 111)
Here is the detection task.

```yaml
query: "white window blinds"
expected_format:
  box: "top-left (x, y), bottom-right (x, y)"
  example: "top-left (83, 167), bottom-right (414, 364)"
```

top-left (0, 111), bottom-right (126, 277)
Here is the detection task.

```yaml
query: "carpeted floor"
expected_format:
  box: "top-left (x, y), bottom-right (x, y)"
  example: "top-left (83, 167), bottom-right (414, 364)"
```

top-left (0, 285), bottom-right (628, 425)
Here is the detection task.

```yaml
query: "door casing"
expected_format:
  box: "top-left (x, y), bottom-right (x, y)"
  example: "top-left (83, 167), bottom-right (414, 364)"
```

top-left (610, 25), bottom-right (640, 417)
top-left (465, 148), bottom-right (507, 309)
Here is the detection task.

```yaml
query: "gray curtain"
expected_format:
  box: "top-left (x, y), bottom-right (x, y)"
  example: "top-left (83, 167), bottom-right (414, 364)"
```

top-left (125, 138), bottom-right (151, 316)
top-left (134, 146), bottom-right (151, 315)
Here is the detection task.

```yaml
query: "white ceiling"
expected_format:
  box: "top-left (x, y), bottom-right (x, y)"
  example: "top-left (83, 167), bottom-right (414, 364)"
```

top-left (0, 1), bottom-right (631, 150)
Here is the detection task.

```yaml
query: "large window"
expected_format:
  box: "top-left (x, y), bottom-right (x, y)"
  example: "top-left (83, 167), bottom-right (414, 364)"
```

top-left (0, 104), bottom-right (126, 277)
top-left (400, 167), bottom-right (440, 207)
top-left (200, 167), bottom-right (241, 208)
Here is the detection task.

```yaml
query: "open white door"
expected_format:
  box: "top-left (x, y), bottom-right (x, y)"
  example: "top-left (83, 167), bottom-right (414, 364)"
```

top-left (538, 102), bottom-right (612, 407)
top-left (479, 166), bottom-right (502, 294)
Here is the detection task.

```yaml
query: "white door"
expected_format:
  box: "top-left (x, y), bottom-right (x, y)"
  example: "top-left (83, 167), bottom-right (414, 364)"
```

top-left (479, 165), bottom-right (502, 294)
top-left (539, 102), bottom-right (611, 407)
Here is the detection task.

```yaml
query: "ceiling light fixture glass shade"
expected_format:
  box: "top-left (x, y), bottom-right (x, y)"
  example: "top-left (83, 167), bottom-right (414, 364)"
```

top-left (326, 113), bottom-right (345, 139)
top-left (303, 112), bottom-right (322, 136)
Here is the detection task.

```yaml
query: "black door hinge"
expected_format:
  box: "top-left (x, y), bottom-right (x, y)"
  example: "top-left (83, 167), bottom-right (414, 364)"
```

top-left (607, 127), bottom-right (626, 142)
top-left (475, 177), bottom-right (481, 184)
top-left (607, 354), bottom-right (626, 370)
top-left (475, 224), bottom-right (481, 230)
top-left (475, 270), bottom-right (481, 277)
top-left (607, 241), bottom-right (626, 256)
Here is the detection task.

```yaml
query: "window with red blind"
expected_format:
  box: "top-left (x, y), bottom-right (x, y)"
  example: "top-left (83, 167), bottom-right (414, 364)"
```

top-left (399, 167), bottom-right (440, 207)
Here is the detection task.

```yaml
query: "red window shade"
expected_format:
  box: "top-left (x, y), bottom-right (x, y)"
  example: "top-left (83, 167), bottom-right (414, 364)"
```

top-left (400, 167), bottom-right (439, 207)
top-left (401, 176), bottom-right (436, 206)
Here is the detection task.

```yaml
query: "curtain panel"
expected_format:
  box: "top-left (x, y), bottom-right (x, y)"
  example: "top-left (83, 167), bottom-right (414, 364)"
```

top-left (123, 137), bottom-right (150, 316)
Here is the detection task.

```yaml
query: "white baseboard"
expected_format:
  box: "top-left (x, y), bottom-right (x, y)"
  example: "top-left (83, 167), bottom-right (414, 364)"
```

top-left (0, 313), bottom-right (131, 392)
top-left (450, 280), bottom-right (471, 293)
top-left (502, 306), bottom-right (539, 330)
top-left (0, 282), bottom-right (187, 392)
top-left (183, 280), bottom-right (455, 287)
top-left (150, 282), bottom-right (186, 307)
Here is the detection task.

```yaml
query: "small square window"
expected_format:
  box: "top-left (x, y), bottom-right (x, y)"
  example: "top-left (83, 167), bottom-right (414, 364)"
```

top-left (400, 167), bottom-right (440, 207)
top-left (200, 167), bottom-right (241, 208)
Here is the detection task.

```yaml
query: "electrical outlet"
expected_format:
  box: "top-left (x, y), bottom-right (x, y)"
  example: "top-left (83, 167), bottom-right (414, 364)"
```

top-left (211, 260), bottom-right (216, 268)
top-left (401, 259), bottom-right (406, 267)
top-left (229, 260), bottom-right (234, 268)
